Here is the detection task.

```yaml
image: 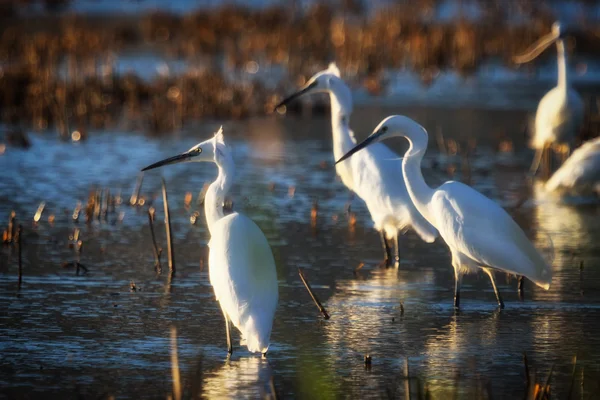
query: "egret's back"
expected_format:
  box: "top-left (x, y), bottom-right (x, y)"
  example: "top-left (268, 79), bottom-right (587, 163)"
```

top-left (208, 213), bottom-right (278, 354)
top-left (534, 87), bottom-right (583, 149)
top-left (431, 182), bottom-right (552, 289)
top-left (346, 141), bottom-right (437, 242)
top-left (546, 137), bottom-right (600, 193)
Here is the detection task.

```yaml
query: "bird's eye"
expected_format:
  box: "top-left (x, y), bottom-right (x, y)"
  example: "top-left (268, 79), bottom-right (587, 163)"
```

top-left (196, 148), bottom-right (202, 153)
top-left (381, 126), bottom-right (388, 133)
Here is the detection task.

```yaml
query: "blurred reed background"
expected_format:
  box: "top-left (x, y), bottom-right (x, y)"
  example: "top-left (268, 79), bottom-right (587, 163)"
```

top-left (1, 0), bottom-right (600, 137)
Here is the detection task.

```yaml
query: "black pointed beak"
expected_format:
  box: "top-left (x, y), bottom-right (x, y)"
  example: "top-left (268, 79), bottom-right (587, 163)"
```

top-left (273, 80), bottom-right (318, 112)
top-left (141, 152), bottom-right (195, 171)
top-left (335, 130), bottom-right (382, 165)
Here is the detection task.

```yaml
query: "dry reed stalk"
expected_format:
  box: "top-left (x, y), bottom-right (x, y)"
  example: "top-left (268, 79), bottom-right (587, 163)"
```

top-left (298, 267), bottom-right (329, 320)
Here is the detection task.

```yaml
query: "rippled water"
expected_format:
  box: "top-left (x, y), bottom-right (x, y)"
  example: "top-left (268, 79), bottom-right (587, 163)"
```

top-left (1, 106), bottom-right (600, 399)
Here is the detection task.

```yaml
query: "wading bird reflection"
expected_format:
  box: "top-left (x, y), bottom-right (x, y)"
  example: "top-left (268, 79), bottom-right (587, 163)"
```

top-left (337, 116), bottom-right (553, 309)
top-left (142, 128), bottom-right (278, 355)
top-left (514, 22), bottom-right (584, 176)
top-left (275, 63), bottom-right (437, 267)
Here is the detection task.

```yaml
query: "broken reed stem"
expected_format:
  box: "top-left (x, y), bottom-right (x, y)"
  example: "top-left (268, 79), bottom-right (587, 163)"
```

top-left (567, 355), bottom-right (577, 400)
top-left (539, 364), bottom-right (554, 400)
top-left (581, 366), bottom-right (584, 399)
top-left (298, 267), bottom-right (330, 320)
top-left (165, 269), bottom-right (174, 295)
top-left (523, 352), bottom-right (530, 388)
top-left (17, 225), bottom-right (22, 289)
top-left (147, 207), bottom-right (162, 273)
top-left (76, 240), bottom-right (85, 275)
top-left (404, 357), bottom-right (411, 400)
top-left (162, 178), bottom-right (175, 272)
top-left (170, 326), bottom-right (182, 400)
top-left (130, 172), bottom-right (144, 206)
top-left (102, 188), bottom-right (110, 220)
top-left (7, 211), bottom-right (16, 243)
top-left (33, 202), bottom-right (45, 223)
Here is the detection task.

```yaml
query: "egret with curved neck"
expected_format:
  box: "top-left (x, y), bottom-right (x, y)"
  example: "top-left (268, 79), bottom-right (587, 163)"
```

top-left (276, 63), bottom-right (437, 267)
top-left (337, 116), bottom-right (553, 309)
top-left (142, 127), bottom-right (278, 355)
top-left (514, 22), bottom-right (584, 176)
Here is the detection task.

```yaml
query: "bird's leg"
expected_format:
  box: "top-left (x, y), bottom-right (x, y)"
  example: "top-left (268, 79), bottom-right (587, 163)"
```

top-left (222, 310), bottom-right (233, 355)
top-left (380, 231), bottom-right (392, 267)
top-left (518, 275), bottom-right (525, 301)
top-left (483, 268), bottom-right (505, 309)
top-left (454, 269), bottom-right (463, 310)
top-left (529, 147), bottom-right (544, 176)
top-left (394, 234), bottom-right (400, 268)
top-left (454, 272), bottom-right (462, 310)
top-left (345, 191), bottom-right (355, 212)
top-left (543, 144), bottom-right (551, 179)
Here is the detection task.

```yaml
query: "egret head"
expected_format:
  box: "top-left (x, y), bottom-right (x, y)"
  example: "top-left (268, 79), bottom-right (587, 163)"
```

top-left (551, 22), bottom-right (566, 38)
top-left (514, 21), bottom-right (570, 64)
top-left (141, 127), bottom-right (228, 171)
top-left (274, 62), bottom-right (352, 112)
top-left (335, 116), bottom-right (428, 164)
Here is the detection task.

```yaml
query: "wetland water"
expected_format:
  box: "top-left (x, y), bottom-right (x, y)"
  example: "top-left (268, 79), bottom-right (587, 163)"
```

top-left (1, 106), bottom-right (600, 399)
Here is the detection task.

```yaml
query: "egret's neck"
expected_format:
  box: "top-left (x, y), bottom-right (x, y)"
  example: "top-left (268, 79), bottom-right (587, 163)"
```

top-left (329, 89), bottom-right (356, 160)
top-left (402, 138), bottom-right (435, 225)
top-left (556, 39), bottom-right (568, 90)
top-left (204, 153), bottom-right (234, 235)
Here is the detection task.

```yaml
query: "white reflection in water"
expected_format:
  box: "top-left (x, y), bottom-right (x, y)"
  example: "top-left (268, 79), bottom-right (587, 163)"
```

top-left (201, 356), bottom-right (272, 399)
top-left (421, 311), bottom-right (501, 398)
top-left (531, 182), bottom-right (600, 300)
top-left (323, 267), bottom-right (435, 355)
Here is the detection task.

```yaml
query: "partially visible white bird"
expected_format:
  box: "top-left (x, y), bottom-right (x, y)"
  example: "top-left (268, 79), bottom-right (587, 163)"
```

top-left (142, 128), bottom-right (278, 355)
top-left (275, 63), bottom-right (437, 267)
top-left (514, 22), bottom-right (584, 176)
top-left (545, 136), bottom-right (600, 195)
top-left (337, 116), bottom-right (553, 309)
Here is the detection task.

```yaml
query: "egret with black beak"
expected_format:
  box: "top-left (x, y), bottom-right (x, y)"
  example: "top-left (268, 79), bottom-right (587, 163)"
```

top-left (337, 116), bottom-right (553, 309)
top-left (275, 63), bottom-right (437, 267)
top-left (142, 127), bottom-right (278, 355)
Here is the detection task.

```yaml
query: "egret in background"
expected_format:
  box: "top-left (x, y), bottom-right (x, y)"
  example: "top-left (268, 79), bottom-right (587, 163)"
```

top-left (275, 63), bottom-right (437, 267)
top-left (142, 128), bottom-right (278, 355)
top-left (514, 22), bottom-right (584, 176)
top-left (337, 116), bottom-right (552, 309)
top-left (545, 136), bottom-right (600, 195)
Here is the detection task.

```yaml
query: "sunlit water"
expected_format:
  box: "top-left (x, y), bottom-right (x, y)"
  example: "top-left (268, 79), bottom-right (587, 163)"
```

top-left (1, 107), bottom-right (600, 399)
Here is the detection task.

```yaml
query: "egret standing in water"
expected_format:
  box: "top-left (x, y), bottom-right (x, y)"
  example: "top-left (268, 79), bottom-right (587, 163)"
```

top-left (514, 22), bottom-right (584, 176)
top-left (337, 116), bottom-right (553, 309)
top-left (275, 63), bottom-right (437, 267)
top-left (142, 128), bottom-right (278, 355)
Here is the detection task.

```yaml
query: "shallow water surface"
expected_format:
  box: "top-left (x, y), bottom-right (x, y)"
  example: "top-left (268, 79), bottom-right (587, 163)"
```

top-left (1, 107), bottom-right (600, 399)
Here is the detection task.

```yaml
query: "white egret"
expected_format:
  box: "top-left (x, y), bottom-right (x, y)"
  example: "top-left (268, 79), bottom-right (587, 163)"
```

top-left (337, 116), bottom-right (552, 309)
top-left (275, 63), bottom-right (437, 267)
top-left (142, 128), bottom-right (278, 355)
top-left (545, 136), bottom-right (600, 195)
top-left (514, 22), bottom-right (584, 176)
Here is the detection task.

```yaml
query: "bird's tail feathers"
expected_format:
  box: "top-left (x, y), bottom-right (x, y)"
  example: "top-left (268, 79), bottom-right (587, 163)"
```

top-left (240, 316), bottom-right (272, 354)
top-left (530, 232), bottom-right (554, 291)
